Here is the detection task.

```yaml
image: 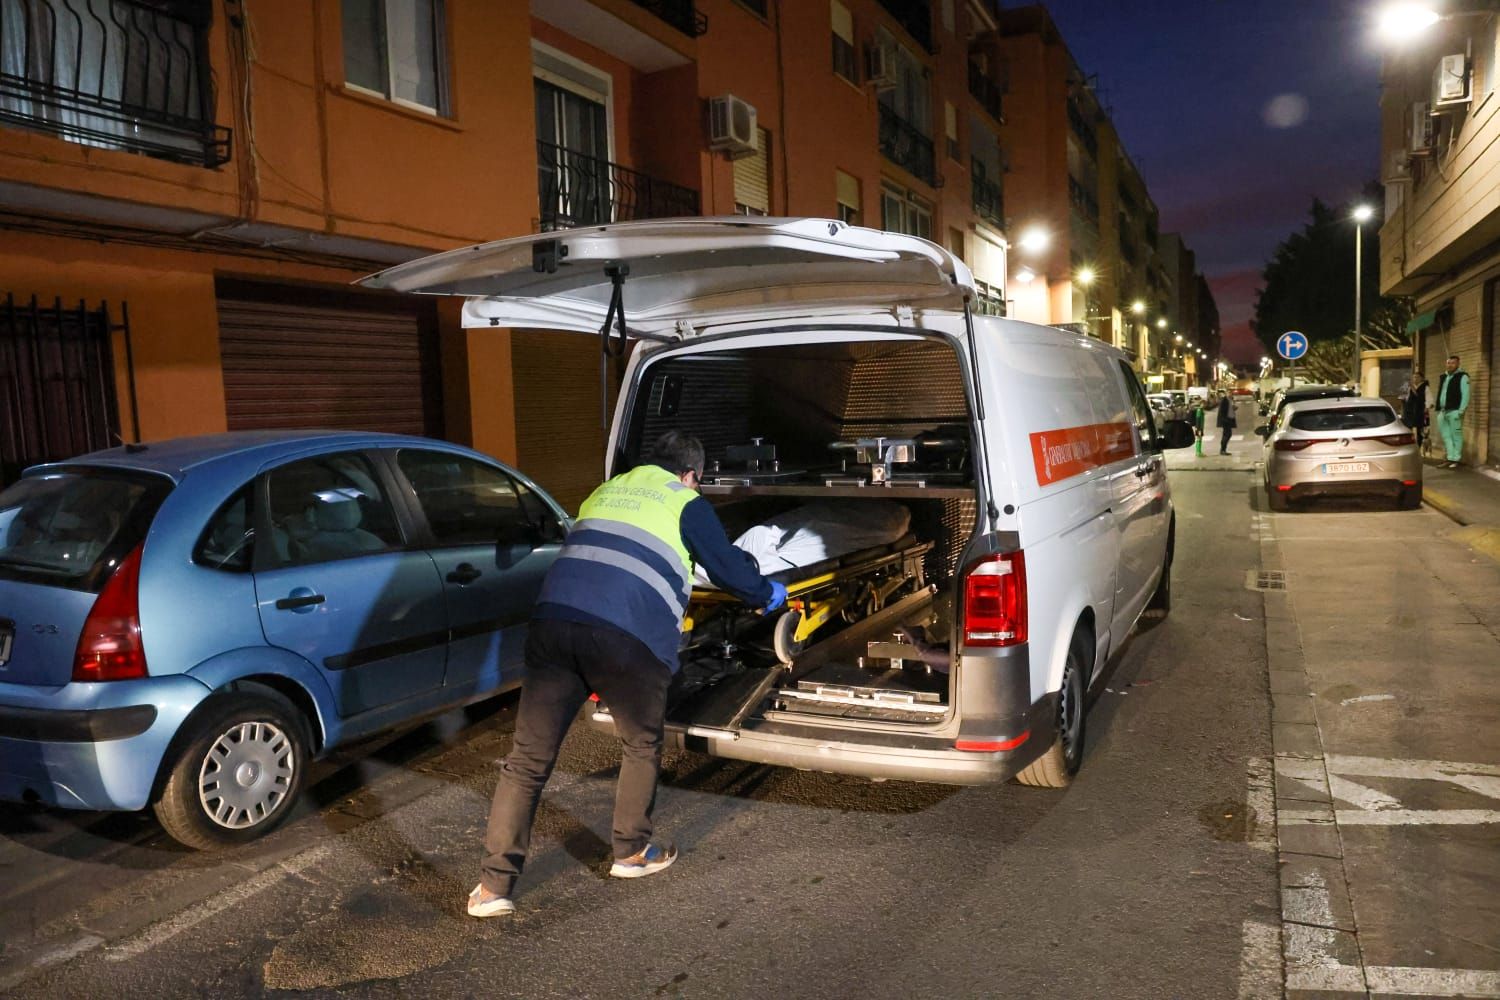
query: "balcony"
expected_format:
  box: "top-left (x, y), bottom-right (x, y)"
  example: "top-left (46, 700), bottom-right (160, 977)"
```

top-left (537, 141), bottom-right (699, 231)
top-left (1068, 175), bottom-right (1098, 221)
top-left (629, 0), bottom-right (708, 37)
top-left (968, 62), bottom-right (1003, 123)
top-left (0, 0), bottom-right (230, 168)
top-left (1066, 99), bottom-right (1098, 160)
top-left (971, 161), bottom-right (1003, 228)
top-left (879, 104), bottom-right (935, 185)
top-left (876, 0), bottom-right (933, 52)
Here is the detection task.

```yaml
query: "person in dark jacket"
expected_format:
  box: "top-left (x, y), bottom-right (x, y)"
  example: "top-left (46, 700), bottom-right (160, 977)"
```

top-left (1402, 369), bottom-right (1429, 450)
top-left (1435, 355), bottom-right (1471, 467)
top-left (468, 431), bottom-right (786, 918)
top-left (1216, 392), bottom-right (1236, 455)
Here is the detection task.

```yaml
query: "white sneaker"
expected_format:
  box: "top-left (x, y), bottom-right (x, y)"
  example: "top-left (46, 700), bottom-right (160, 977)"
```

top-left (609, 842), bottom-right (678, 879)
top-left (467, 883), bottom-right (515, 918)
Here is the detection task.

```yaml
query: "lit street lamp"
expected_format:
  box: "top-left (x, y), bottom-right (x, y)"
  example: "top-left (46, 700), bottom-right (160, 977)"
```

top-left (1376, 2), bottom-right (1441, 40)
top-left (1352, 204), bottom-right (1374, 392)
top-left (1018, 227), bottom-right (1051, 254)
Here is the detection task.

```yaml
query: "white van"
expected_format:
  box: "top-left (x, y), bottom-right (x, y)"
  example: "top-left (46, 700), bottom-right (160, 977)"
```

top-left (365, 219), bottom-right (1195, 789)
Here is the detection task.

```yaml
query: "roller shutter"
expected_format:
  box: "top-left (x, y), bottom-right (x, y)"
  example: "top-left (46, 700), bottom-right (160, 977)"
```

top-left (512, 330), bottom-right (619, 513)
top-left (217, 281), bottom-right (440, 436)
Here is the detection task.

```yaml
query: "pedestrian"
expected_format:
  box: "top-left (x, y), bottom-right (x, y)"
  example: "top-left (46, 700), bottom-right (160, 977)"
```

top-left (1401, 368), bottom-right (1429, 451)
top-left (1216, 391), bottom-right (1236, 455)
top-left (1191, 397), bottom-right (1206, 457)
top-left (1434, 354), bottom-right (1470, 467)
top-left (467, 431), bottom-right (786, 918)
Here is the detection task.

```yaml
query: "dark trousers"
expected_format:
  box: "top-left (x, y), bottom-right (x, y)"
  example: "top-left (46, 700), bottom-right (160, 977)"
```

top-left (481, 617), bottom-right (673, 897)
top-left (1219, 424), bottom-right (1232, 453)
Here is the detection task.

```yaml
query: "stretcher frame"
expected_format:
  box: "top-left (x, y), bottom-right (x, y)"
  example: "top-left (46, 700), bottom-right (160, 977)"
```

top-left (684, 538), bottom-right (935, 663)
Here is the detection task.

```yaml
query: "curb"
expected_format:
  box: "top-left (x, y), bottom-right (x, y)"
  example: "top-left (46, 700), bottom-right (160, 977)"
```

top-left (1421, 486), bottom-right (1471, 526)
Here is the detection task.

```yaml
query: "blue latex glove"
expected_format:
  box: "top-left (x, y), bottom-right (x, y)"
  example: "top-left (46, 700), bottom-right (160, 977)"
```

top-left (763, 581), bottom-right (788, 614)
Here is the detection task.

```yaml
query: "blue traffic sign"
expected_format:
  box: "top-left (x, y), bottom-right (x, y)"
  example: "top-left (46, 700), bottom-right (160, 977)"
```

top-left (1277, 330), bottom-right (1309, 361)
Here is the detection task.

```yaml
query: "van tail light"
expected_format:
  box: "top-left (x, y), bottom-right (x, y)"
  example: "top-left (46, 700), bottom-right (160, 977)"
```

top-left (963, 551), bottom-right (1027, 647)
top-left (1274, 438), bottom-right (1333, 452)
top-left (73, 545), bottom-right (148, 682)
top-left (1377, 433), bottom-right (1416, 446)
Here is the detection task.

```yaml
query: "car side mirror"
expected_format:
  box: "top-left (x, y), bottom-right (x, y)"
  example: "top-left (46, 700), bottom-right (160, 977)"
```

top-left (1160, 420), bottom-right (1196, 449)
top-left (1255, 425), bottom-right (1270, 437)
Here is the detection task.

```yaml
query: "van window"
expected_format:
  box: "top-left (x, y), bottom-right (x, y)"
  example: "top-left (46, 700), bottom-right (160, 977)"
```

top-left (1288, 405), bottom-right (1395, 432)
top-left (1117, 362), bottom-right (1158, 450)
top-left (0, 469), bottom-right (172, 592)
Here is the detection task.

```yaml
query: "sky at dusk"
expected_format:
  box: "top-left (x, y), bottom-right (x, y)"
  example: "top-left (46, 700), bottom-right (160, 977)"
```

top-left (1043, 0), bottom-right (1384, 362)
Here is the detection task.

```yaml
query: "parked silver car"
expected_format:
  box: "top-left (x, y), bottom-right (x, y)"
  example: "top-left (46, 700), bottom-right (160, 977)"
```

top-left (1257, 397), bottom-right (1422, 512)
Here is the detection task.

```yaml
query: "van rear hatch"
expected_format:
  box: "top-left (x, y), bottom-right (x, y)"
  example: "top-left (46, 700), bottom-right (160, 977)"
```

top-left (0, 468), bottom-right (172, 686)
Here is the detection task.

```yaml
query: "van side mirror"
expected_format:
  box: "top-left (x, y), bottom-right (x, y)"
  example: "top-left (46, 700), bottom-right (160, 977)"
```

top-left (1160, 420), bottom-right (1196, 449)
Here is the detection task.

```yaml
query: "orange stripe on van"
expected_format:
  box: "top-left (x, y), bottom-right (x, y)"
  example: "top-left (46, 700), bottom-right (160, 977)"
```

top-left (1029, 422), bottom-right (1136, 486)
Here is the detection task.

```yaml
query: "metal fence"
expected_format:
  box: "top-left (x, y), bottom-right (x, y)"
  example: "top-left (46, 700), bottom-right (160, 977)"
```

top-left (1, 294), bottom-right (131, 486)
top-left (537, 140), bottom-right (700, 231)
top-left (878, 104), bottom-right (934, 186)
top-left (0, 0), bottom-right (230, 167)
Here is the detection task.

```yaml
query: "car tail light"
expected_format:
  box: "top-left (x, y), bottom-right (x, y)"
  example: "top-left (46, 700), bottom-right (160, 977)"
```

top-left (1377, 433), bottom-right (1416, 446)
top-left (955, 732), bottom-right (1031, 752)
top-left (1274, 438), bottom-right (1333, 452)
top-left (73, 545), bottom-right (148, 682)
top-left (963, 552), bottom-right (1027, 647)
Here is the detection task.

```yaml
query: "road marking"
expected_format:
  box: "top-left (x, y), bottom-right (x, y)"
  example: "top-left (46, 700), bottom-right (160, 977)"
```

top-left (1365, 966), bottom-right (1500, 996)
top-left (1275, 755), bottom-right (1500, 824)
top-left (1326, 775), bottom-right (1403, 812)
top-left (1282, 869), bottom-right (1337, 927)
top-left (1339, 693), bottom-right (1395, 706)
top-left (1325, 754), bottom-right (1500, 781)
top-left (105, 842), bottom-right (338, 962)
top-left (1246, 757), bottom-right (1276, 851)
top-left (1238, 920), bottom-right (1282, 999)
top-left (0, 935), bottom-right (105, 994)
top-left (1281, 808), bottom-right (1500, 826)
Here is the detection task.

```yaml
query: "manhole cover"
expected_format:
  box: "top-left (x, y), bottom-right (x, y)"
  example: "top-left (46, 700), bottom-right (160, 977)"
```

top-left (1245, 570), bottom-right (1287, 591)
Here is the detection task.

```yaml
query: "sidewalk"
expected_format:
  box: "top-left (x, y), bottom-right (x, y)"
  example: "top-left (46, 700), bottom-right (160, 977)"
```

top-left (1421, 460), bottom-right (1500, 566)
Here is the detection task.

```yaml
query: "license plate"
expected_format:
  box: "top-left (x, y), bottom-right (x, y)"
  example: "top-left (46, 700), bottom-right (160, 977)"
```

top-left (1323, 462), bottom-right (1370, 474)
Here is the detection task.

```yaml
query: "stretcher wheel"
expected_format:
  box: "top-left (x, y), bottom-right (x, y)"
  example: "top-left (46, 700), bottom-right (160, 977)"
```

top-left (773, 611), bottom-right (806, 664)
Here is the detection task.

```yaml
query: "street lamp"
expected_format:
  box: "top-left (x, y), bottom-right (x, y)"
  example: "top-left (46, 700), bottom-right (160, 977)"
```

top-left (1375, 2), bottom-right (1441, 41)
top-left (1015, 267), bottom-right (1036, 284)
top-left (1131, 300), bottom-right (1146, 315)
top-left (1156, 318), bottom-right (1167, 329)
top-left (1018, 227), bottom-right (1051, 254)
top-left (1352, 204), bottom-right (1374, 392)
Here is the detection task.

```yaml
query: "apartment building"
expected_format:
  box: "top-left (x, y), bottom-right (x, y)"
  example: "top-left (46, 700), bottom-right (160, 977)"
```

top-left (1379, 14), bottom-right (1499, 466)
top-left (0, 0), bottom-right (1015, 507)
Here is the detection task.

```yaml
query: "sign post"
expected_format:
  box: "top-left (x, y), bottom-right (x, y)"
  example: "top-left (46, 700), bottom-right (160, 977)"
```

top-left (1277, 330), bottom-right (1308, 388)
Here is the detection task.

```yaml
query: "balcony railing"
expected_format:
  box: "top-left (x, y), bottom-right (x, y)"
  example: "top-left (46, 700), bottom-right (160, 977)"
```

top-left (878, 104), bottom-right (934, 185)
top-left (0, 0), bottom-right (230, 167)
top-left (971, 161), bottom-right (1003, 228)
top-left (629, 0), bottom-right (708, 38)
top-left (876, 0), bottom-right (932, 52)
top-left (968, 62), bottom-right (1003, 123)
top-left (1066, 99), bottom-right (1098, 159)
top-left (1068, 175), bottom-right (1099, 220)
top-left (537, 141), bottom-right (700, 231)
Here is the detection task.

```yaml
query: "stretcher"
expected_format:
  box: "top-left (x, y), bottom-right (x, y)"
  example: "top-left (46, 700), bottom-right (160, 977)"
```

top-left (684, 533), bottom-right (934, 664)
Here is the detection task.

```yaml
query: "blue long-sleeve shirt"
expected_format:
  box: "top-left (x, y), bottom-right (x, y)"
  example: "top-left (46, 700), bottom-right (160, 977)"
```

top-left (678, 496), bottom-right (774, 607)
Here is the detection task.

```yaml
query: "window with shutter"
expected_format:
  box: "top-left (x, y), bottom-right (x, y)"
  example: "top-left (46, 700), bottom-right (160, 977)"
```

top-left (734, 128), bottom-right (772, 215)
top-left (836, 170), bottom-right (861, 225)
top-left (831, 1), bottom-right (857, 82)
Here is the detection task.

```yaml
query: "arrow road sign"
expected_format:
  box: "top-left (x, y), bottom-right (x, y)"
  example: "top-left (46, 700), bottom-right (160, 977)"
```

top-left (1278, 331), bottom-right (1308, 360)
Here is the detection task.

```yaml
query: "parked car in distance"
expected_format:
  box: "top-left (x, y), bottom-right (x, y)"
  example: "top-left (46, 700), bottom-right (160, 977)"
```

top-left (0, 432), bottom-right (571, 848)
top-left (1257, 397), bottom-right (1421, 512)
top-left (1147, 392), bottom-right (1185, 421)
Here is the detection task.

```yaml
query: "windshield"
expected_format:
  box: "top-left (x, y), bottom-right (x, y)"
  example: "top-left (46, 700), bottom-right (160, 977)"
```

top-left (1288, 406), bottom-right (1395, 432)
top-left (0, 469), bottom-right (173, 592)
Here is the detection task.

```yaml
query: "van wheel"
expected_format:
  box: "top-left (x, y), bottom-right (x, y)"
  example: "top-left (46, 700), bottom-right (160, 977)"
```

top-left (1141, 556), bottom-right (1172, 622)
top-left (153, 687), bottom-right (309, 850)
top-left (1014, 641), bottom-right (1088, 789)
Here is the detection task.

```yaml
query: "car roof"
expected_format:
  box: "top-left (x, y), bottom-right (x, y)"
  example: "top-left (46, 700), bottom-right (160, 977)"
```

top-left (1283, 384), bottom-right (1354, 397)
top-left (31, 431), bottom-right (490, 482)
top-left (1283, 395), bottom-right (1394, 414)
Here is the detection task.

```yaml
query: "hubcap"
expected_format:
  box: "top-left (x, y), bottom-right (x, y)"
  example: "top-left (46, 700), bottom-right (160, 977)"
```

top-left (198, 721), bottom-right (295, 830)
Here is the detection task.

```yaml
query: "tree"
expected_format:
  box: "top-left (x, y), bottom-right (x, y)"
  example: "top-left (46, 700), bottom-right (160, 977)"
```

top-left (1251, 185), bottom-right (1411, 381)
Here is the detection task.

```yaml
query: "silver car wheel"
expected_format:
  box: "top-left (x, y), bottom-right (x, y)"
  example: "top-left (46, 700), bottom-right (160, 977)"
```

top-left (1059, 663), bottom-right (1083, 765)
top-left (198, 721), bottom-right (296, 830)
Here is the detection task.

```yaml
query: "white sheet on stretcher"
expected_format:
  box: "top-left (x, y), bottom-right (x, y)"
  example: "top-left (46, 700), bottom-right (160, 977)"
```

top-left (694, 501), bottom-right (911, 588)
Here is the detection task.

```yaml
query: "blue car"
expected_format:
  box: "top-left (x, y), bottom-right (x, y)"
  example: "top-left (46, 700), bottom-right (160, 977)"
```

top-left (0, 432), bottom-right (570, 848)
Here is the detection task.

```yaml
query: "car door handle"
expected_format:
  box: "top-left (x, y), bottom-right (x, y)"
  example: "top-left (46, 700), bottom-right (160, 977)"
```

top-left (447, 563), bottom-right (482, 585)
top-left (1134, 465), bottom-right (1151, 478)
top-left (275, 590), bottom-right (325, 612)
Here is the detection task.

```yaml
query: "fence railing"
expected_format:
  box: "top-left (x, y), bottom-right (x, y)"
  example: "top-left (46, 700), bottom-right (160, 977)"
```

top-left (0, 0), bottom-right (230, 167)
top-left (968, 62), bottom-right (1003, 122)
top-left (876, 0), bottom-right (932, 51)
top-left (629, 0), bottom-right (708, 37)
top-left (2, 294), bottom-right (130, 486)
top-left (537, 141), bottom-right (700, 231)
top-left (971, 162), bottom-right (1003, 227)
top-left (878, 104), bottom-right (934, 185)
top-left (1068, 175), bottom-right (1099, 220)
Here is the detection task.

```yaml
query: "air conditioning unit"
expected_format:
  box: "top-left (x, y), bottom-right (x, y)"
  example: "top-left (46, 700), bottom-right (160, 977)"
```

top-left (707, 95), bottom-right (758, 158)
top-left (1433, 53), bottom-right (1469, 103)
top-left (1383, 149), bottom-right (1412, 184)
top-left (866, 42), bottom-right (898, 90)
top-left (1410, 101), bottom-right (1435, 154)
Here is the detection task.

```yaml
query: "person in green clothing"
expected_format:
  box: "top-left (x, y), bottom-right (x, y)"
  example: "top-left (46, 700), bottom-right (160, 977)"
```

top-left (1435, 354), bottom-right (1471, 467)
top-left (1191, 397), bottom-right (1206, 456)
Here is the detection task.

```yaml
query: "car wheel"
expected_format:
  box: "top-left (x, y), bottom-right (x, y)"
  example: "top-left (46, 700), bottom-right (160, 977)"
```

top-left (1398, 484), bottom-right (1423, 510)
top-left (1267, 488), bottom-right (1290, 513)
top-left (153, 686), bottom-right (310, 850)
top-left (1014, 638), bottom-right (1088, 789)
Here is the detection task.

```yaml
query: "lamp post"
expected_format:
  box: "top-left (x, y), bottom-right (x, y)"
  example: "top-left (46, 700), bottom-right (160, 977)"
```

top-left (1352, 204), bottom-right (1374, 393)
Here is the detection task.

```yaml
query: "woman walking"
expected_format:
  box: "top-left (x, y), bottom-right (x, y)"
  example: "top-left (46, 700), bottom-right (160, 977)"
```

top-left (1402, 368), bottom-right (1429, 452)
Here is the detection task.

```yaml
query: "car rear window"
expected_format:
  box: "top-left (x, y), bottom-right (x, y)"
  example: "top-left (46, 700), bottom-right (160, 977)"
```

top-left (0, 468), bottom-right (172, 592)
top-left (1288, 406), bottom-right (1395, 432)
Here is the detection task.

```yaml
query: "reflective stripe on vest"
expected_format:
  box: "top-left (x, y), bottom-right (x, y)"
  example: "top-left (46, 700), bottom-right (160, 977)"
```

top-left (564, 465), bottom-right (697, 611)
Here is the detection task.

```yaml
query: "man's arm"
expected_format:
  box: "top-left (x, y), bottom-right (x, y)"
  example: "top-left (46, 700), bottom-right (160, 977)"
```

top-left (679, 496), bottom-right (774, 608)
top-left (1461, 373), bottom-right (1471, 414)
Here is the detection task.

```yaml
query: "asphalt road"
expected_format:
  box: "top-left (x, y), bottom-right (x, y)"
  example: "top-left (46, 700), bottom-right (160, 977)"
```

top-left (0, 459), bottom-right (1281, 998)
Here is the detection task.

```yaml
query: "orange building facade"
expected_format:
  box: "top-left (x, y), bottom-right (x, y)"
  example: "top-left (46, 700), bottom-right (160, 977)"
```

top-left (0, 0), bottom-right (1016, 507)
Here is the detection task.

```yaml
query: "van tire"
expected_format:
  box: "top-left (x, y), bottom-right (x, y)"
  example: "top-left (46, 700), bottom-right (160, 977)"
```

top-left (1014, 640), bottom-right (1088, 789)
top-left (153, 687), bottom-right (310, 850)
top-left (1141, 557), bottom-right (1171, 622)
